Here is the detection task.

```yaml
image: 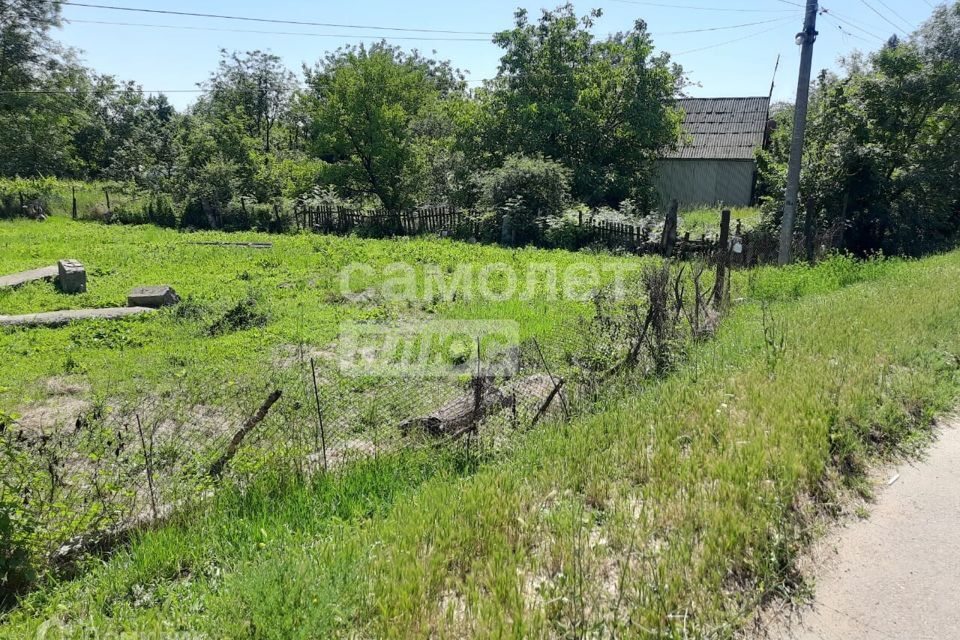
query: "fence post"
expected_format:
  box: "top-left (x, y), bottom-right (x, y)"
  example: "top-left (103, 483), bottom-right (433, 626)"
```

top-left (471, 338), bottom-right (483, 440)
top-left (71, 185), bottom-right (78, 219)
top-left (713, 209), bottom-right (731, 308)
top-left (309, 358), bottom-right (328, 473)
top-left (661, 199), bottom-right (679, 257)
top-left (103, 188), bottom-right (111, 215)
top-left (804, 195), bottom-right (816, 264)
top-left (135, 414), bottom-right (159, 521)
top-left (18, 191), bottom-right (24, 213)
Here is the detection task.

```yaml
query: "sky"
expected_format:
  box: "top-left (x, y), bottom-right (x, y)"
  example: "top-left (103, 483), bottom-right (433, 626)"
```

top-left (52, 0), bottom-right (941, 110)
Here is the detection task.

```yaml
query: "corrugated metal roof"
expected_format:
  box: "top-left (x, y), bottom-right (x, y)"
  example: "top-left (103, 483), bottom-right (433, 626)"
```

top-left (663, 97), bottom-right (771, 160)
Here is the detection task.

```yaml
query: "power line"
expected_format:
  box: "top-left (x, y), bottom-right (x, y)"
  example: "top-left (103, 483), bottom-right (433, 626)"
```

top-left (674, 18), bottom-right (795, 54)
top-left (607, 0), bottom-right (797, 13)
top-left (874, 0), bottom-right (915, 31)
top-left (823, 17), bottom-right (876, 44)
top-left (819, 7), bottom-right (886, 41)
top-left (655, 16), bottom-right (801, 35)
top-left (0, 88), bottom-right (205, 94)
top-left (820, 12), bottom-right (884, 43)
top-left (58, 1), bottom-right (494, 36)
top-left (65, 19), bottom-right (492, 42)
top-left (66, 16), bottom-right (800, 41)
top-left (856, 0), bottom-right (908, 34)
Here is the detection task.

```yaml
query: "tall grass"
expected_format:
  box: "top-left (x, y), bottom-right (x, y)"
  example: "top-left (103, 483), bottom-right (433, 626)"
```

top-left (3, 241), bottom-right (958, 636)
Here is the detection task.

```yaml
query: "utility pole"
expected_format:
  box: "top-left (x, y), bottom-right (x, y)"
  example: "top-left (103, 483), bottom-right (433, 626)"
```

top-left (777, 0), bottom-right (819, 266)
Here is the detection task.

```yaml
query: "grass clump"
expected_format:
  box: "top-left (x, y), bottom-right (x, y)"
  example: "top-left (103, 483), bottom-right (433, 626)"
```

top-left (208, 293), bottom-right (270, 336)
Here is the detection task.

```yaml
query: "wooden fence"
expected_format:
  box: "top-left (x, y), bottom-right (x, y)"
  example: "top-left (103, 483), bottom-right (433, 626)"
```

top-left (295, 202), bottom-right (745, 262)
top-left (296, 204), bottom-right (468, 236)
top-left (578, 214), bottom-right (721, 257)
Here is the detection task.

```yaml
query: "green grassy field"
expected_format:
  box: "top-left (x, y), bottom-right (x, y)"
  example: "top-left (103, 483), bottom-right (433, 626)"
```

top-left (0, 217), bottom-right (649, 407)
top-left (2, 217), bottom-right (956, 637)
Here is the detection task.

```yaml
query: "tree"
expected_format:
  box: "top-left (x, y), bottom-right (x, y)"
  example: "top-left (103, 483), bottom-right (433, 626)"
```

top-left (302, 42), bottom-right (465, 211)
top-left (756, 1), bottom-right (960, 256)
top-left (465, 4), bottom-right (685, 207)
top-left (0, 0), bottom-right (62, 92)
top-left (201, 50), bottom-right (297, 155)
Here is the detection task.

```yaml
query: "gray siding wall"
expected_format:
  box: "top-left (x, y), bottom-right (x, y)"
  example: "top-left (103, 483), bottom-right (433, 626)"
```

top-left (654, 159), bottom-right (756, 209)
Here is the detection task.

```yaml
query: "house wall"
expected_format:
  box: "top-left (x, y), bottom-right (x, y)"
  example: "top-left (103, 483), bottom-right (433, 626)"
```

top-left (654, 159), bottom-right (756, 209)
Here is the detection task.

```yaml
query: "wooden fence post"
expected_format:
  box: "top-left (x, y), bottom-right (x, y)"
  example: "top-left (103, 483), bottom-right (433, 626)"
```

top-left (804, 195), bottom-right (816, 264)
top-left (713, 208), bottom-right (731, 308)
top-left (661, 199), bottom-right (678, 257)
top-left (71, 185), bottom-right (78, 219)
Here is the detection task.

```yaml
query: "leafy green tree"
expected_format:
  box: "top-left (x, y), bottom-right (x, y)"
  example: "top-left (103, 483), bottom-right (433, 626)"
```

top-left (302, 42), bottom-right (465, 211)
top-left (0, 0), bottom-right (62, 91)
top-left (201, 49), bottom-right (297, 155)
top-left (758, 2), bottom-right (960, 256)
top-left (466, 4), bottom-right (684, 207)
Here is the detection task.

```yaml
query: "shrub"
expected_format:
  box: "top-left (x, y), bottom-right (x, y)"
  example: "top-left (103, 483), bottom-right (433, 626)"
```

top-left (0, 177), bottom-right (57, 218)
top-left (1, 411), bottom-right (38, 606)
top-left (145, 193), bottom-right (179, 228)
top-left (208, 293), bottom-right (269, 336)
top-left (479, 154), bottom-right (571, 245)
top-left (543, 218), bottom-right (598, 251)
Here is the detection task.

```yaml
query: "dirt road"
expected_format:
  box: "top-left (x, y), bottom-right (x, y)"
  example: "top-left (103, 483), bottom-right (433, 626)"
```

top-left (771, 419), bottom-right (960, 640)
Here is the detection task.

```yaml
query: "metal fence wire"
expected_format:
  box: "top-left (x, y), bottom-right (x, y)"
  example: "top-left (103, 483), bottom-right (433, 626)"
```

top-left (1, 339), bottom-right (571, 562)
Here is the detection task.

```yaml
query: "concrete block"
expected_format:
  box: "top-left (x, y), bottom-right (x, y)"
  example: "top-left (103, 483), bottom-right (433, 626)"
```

top-left (56, 259), bottom-right (87, 294)
top-left (127, 285), bottom-right (180, 308)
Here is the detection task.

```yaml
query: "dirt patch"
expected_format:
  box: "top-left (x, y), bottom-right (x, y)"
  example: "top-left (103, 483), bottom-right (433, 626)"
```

top-left (13, 376), bottom-right (93, 437)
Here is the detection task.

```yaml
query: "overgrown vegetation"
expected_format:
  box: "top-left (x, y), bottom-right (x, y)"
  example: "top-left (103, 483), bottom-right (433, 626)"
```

top-left (2, 221), bottom-right (957, 636)
top-left (757, 3), bottom-right (960, 256)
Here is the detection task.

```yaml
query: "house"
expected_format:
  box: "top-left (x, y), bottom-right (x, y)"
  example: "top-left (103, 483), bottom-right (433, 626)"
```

top-left (654, 96), bottom-right (771, 209)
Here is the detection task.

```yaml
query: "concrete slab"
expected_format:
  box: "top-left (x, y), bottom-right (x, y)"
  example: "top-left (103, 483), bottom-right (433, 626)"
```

top-left (0, 265), bottom-right (58, 289)
top-left (0, 307), bottom-right (155, 328)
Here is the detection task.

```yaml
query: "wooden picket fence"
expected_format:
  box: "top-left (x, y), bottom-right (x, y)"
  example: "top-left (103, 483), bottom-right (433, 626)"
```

top-left (579, 215), bottom-right (722, 257)
top-left (295, 202), bottom-right (744, 262)
top-left (296, 204), bottom-right (468, 236)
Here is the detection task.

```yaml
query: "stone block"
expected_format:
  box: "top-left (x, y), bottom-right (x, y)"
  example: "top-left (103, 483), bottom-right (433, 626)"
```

top-left (56, 259), bottom-right (87, 294)
top-left (127, 285), bottom-right (180, 308)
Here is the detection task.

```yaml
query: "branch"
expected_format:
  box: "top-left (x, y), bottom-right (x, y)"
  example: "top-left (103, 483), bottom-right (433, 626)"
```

top-left (208, 390), bottom-right (282, 479)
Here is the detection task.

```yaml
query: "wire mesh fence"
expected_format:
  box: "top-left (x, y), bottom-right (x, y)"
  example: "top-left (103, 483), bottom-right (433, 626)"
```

top-left (1, 336), bottom-right (575, 565)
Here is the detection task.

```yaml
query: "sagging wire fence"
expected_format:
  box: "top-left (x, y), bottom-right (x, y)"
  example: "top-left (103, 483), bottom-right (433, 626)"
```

top-left (1, 338), bottom-right (574, 566)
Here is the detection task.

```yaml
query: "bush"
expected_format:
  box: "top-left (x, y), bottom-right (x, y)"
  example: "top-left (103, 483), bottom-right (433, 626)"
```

top-left (0, 177), bottom-right (57, 218)
top-left (543, 218), bottom-right (599, 251)
top-left (208, 293), bottom-right (269, 336)
top-left (1, 411), bottom-right (38, 606)
top-left (479, 154), bottom-right (571, 245)
top-left (145, 193), bottom-right (179, 228)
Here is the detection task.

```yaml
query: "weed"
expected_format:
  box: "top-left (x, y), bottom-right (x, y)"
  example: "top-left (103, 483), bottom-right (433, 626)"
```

top-left (208, 294), bottom-right (269, 336)
top-left (761, 301), bottom-right (788, 372)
